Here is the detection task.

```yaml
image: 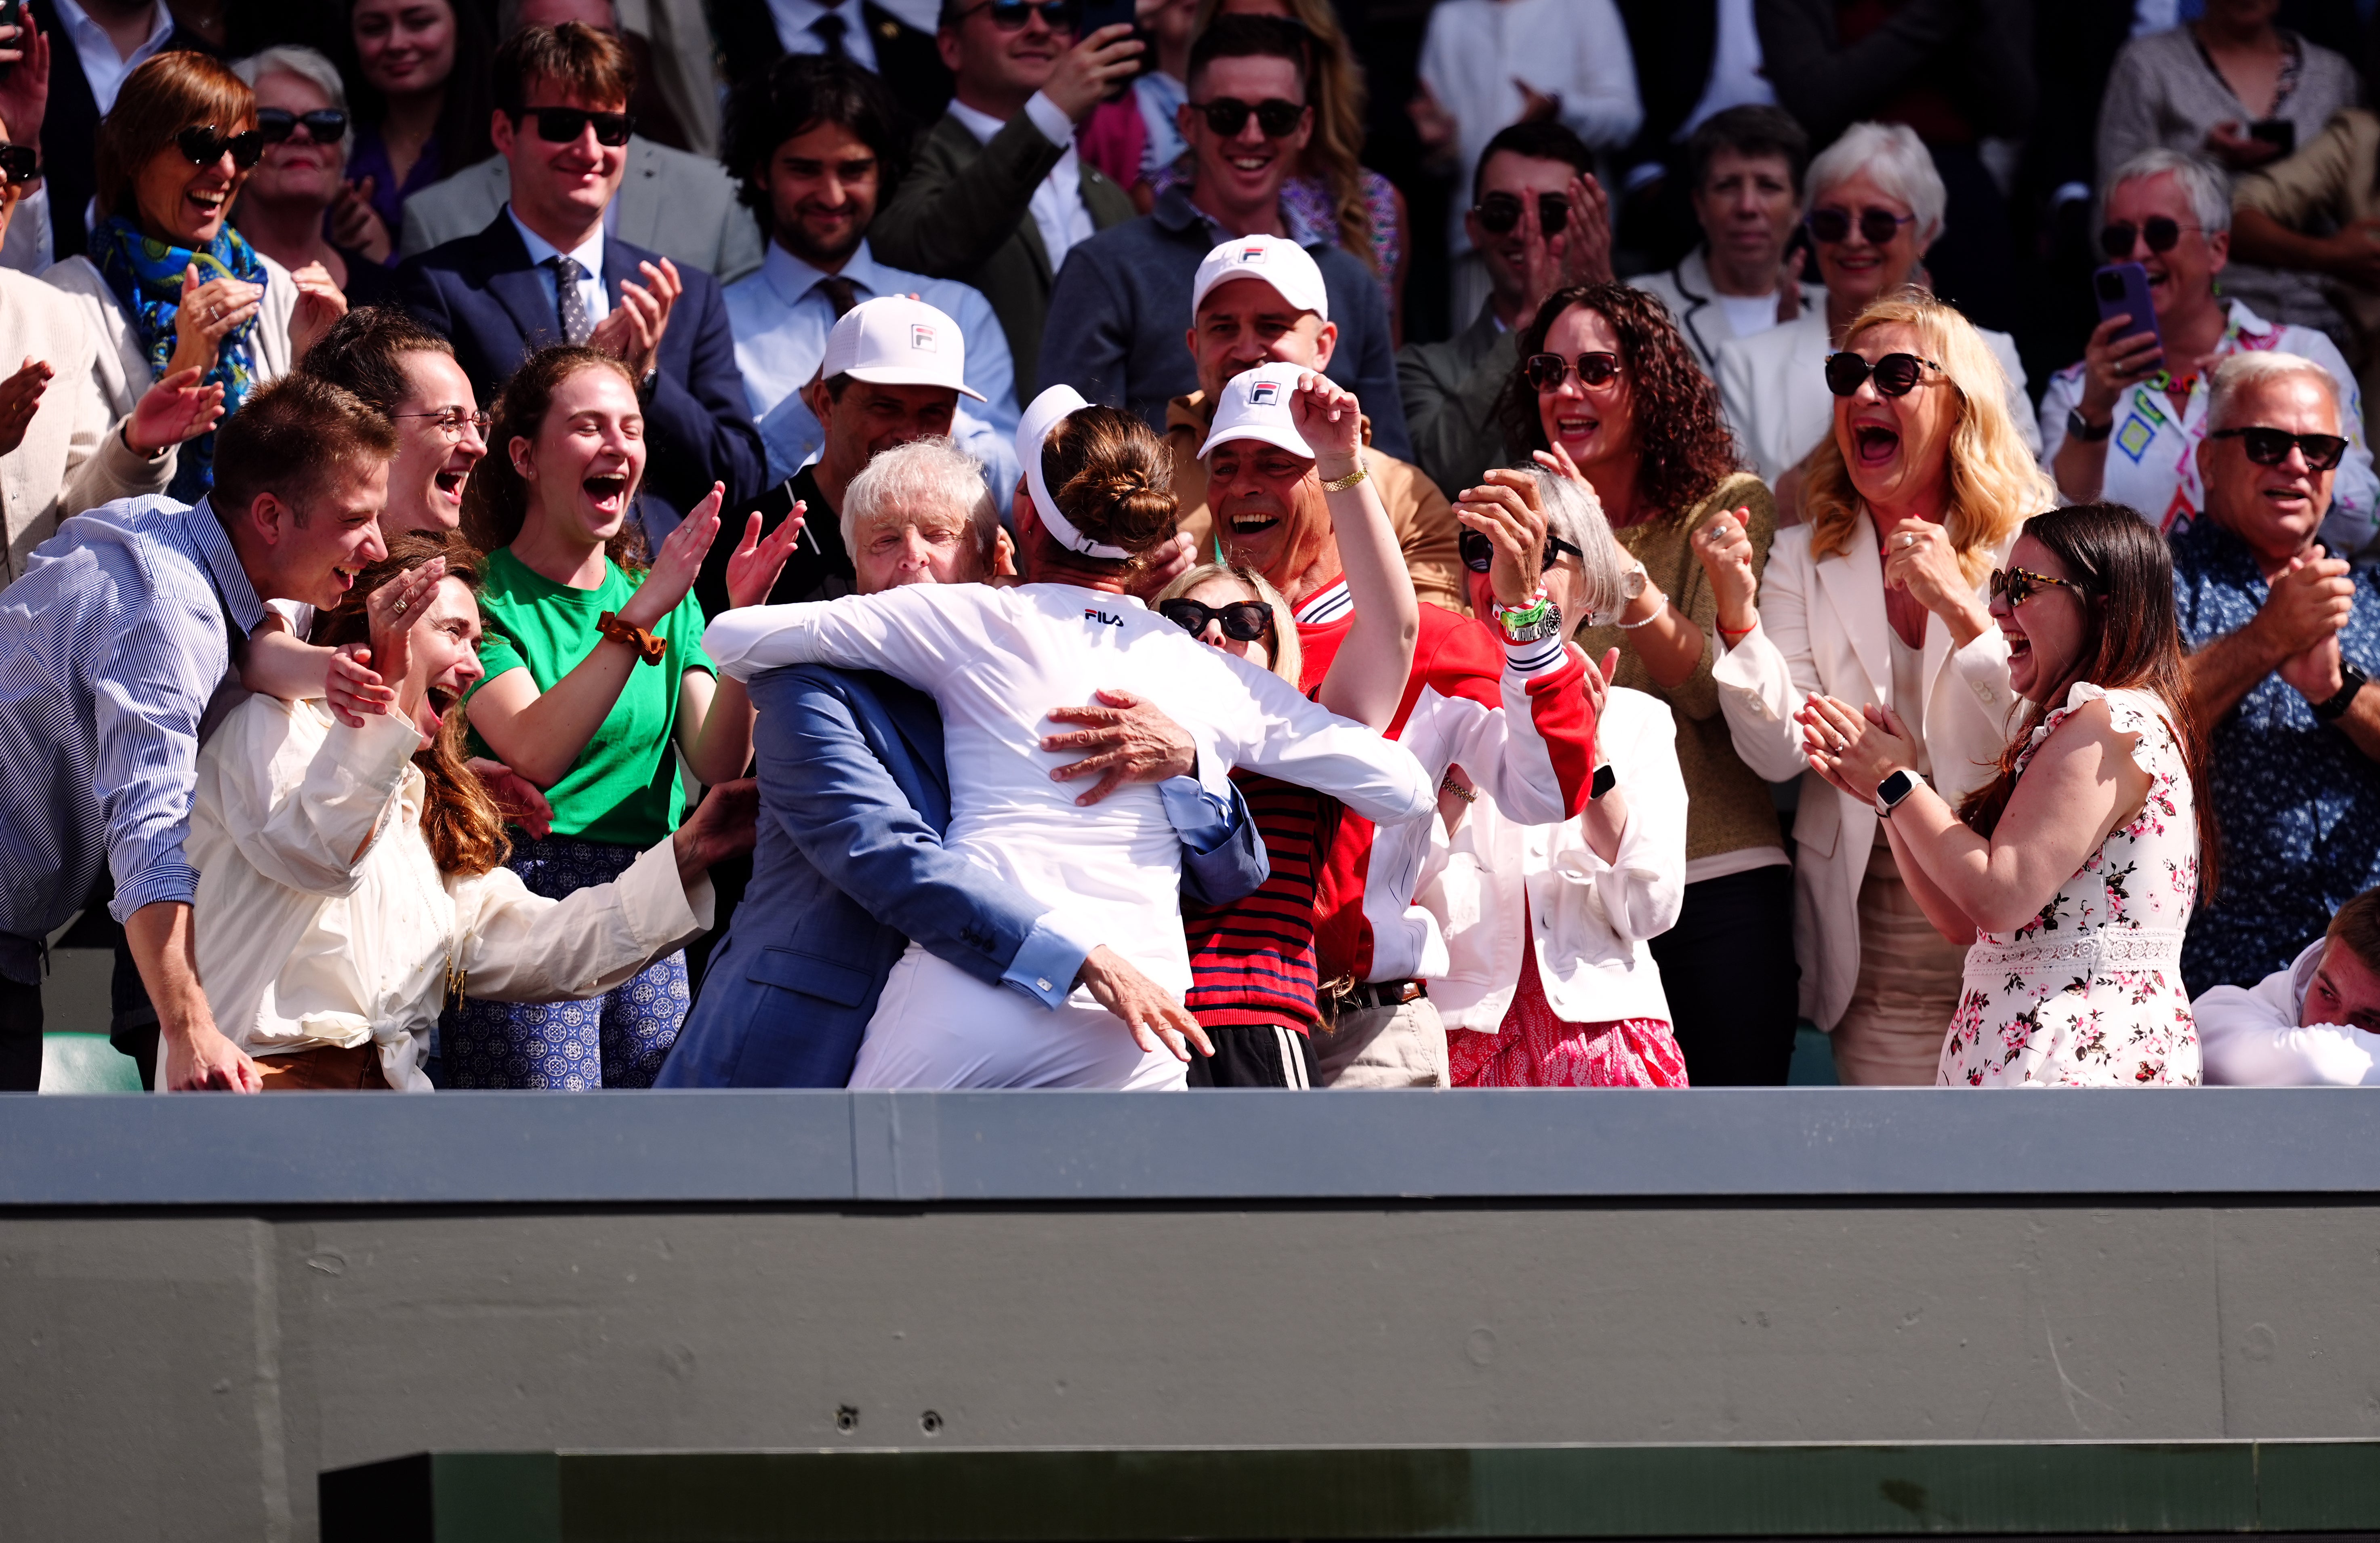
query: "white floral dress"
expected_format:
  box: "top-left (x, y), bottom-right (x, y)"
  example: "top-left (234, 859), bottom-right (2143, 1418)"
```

top-left (1936, 685), bottom-right (2202, 1087)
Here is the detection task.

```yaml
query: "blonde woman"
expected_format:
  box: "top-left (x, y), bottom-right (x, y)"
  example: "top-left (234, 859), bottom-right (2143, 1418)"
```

top-left (1694, 290), bottom-right (2056, 1084)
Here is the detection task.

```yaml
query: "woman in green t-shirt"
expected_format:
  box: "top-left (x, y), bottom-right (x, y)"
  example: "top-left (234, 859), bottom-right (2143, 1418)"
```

top-left (446, 347), bottom-right (799, 1088)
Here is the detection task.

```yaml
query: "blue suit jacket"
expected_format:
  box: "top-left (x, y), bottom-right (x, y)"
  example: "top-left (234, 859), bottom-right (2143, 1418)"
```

top-left (394, 216), bottom-right (767, 536)
top-left (656, 664), bottom-right (1268, 1088)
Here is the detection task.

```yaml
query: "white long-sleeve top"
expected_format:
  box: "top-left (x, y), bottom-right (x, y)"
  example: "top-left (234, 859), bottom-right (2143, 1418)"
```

top-left (704, 582), bottom-right (1435, 997)
top-left (1419, 687), bottom-right (1686, 1031)
top-left (187, 696), bottom-right (714, 1090)
top-left (2197, 940), bottom-right (2380, 1086)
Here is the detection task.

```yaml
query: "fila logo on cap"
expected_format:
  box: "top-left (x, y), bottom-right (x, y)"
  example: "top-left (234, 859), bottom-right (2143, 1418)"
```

top-left (1238, 245), bottom-right (1267, 264)
top-left (1248, 381), bottom-right (1280, 406)
top-left (910, 324), bottom-right (937, 351)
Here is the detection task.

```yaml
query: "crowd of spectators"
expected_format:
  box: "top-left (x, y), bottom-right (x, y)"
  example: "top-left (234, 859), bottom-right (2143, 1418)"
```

top-left (5, 0), bottom-right (2380, 1096)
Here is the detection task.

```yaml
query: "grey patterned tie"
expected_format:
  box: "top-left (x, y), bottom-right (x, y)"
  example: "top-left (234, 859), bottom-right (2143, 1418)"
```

top-left (548, 254), bottom-right (593, 346)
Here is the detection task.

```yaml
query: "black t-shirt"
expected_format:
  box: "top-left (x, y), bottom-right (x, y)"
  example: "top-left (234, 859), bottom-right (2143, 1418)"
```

top-left (693, 461), bottom-right (854, 622)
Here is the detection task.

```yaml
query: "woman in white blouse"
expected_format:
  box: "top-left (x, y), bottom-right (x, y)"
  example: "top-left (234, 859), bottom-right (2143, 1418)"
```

top-left (706, 387), bottom-right (1434, 1091)
top-left (1420, 471), bottom-right (1692, 1086)
top-left (1693, 291), bottom-right (2054, 1084)
top-left (185, 534), bottom-right (754, 1091)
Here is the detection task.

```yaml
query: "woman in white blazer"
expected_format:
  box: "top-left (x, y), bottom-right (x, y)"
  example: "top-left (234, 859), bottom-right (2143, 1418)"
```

top-left (1695, 291), bottom-right (2055, 1083)
top-left (1712, 122), bottom-right (2039, 493)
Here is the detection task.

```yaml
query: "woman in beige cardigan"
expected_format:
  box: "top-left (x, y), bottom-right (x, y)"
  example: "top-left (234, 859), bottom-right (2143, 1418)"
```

top-left (1696, 291), bottom-right (2053, 1083)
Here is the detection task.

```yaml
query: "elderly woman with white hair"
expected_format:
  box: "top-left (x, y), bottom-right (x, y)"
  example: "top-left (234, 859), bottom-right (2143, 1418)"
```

top-left (1417, 469), bottom-right (1691, 1087)
top-left (1713, 122), bottom-right (2039, 492)
top-left (2038, 148), bottom-right (2377, 558)
top-left (229, 46), bottom-right (395, 307)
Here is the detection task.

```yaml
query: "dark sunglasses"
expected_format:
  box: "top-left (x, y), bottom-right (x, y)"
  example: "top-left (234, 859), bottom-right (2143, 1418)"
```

top-left (1806, 206), bottom-right (1914, 245)
top-left (1459, 528), bottom-right (1585, 574)
top-left (2209, 425), bottom-right (2350, 472)
top-left (0, 143), bottom-right (35, 186)
top-left (256, 107), bottom-right (348, 145)
top-left (1474, 191), bottom-right (1569, 237)
top-left (1989, 566), bottom-right (2087, 608)
top-left (955, 0), bottom-right (1079, 29)
top-left (1824, 351), bottom-right (1942, 397)
top-left (2098, 216), bottom-right (2202, 259)
top-left (1159, 597), bottom-right (1274, 643)
top-left (1523, 351), bottom-right (1622, 393)
top-left (517, 106), bottom-right (635, 146)
top-left (1190, 97), bottom-right (1306, 139)
top-left (175, 124), bottom-right (265, 169)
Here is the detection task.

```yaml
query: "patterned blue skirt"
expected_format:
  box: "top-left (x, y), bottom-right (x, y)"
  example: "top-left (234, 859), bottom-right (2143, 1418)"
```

top-left (441, 832), bottom-right (689, 1089)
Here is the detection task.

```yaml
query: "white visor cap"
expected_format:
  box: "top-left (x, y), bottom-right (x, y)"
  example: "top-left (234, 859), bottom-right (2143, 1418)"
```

top-left (1198, 360), bottom-right (1316, 461)
top-left (1190, 233), bottom-right (1329, 323)
top-left (822, 294), bottom-right (986, 400)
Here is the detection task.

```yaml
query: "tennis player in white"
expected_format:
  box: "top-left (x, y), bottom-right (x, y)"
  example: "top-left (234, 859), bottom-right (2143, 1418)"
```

top-left (706, 381), bottom-right (1434, 1089)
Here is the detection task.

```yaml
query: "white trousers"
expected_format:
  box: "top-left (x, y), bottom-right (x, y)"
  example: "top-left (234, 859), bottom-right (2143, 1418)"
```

top-left (848, 943), bottom-right (1186, 1090)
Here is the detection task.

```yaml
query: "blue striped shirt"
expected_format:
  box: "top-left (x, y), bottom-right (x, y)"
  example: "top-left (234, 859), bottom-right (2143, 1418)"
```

top-left (0, 495), bottom-right (262, 982)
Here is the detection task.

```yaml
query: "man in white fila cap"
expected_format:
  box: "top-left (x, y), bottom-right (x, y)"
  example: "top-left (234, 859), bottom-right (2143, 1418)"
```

top-left (1169, 235), bottom-right (1463, 611)
top-left (698, 294), bottom-right (1022, 615)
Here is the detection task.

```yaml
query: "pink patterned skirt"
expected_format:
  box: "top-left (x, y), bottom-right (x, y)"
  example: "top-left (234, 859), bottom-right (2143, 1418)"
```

top-left (1447, 943), bottom-right (1689, 1088)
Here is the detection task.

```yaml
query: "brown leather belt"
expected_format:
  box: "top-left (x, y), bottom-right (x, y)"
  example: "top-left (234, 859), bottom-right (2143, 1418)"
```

top-left (1328, 978), bottom-right (1428, 1013)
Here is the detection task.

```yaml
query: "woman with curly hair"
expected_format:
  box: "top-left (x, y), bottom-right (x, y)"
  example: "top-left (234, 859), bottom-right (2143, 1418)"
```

top-left (1491, 280), bottom-right (1795, 1084)
top-left (1696, 290), bottom-right (2057, 1083)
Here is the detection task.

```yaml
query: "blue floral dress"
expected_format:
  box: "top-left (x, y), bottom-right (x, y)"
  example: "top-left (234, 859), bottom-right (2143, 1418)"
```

top-left (1937, 685), bottom-right (2202, 1087)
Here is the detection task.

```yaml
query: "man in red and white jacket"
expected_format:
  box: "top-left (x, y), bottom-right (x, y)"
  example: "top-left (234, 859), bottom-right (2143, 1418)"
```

top-left (1206, 368), bottom-right (1602, 1086)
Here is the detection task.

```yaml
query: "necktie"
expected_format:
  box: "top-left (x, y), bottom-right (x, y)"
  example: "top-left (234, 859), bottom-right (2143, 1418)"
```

top-left (815, 275), bottom-right (862, 317)
top-left (548, 254), bottom-right (593, 346)
top-left (811, 10), bottom-right (849, 57)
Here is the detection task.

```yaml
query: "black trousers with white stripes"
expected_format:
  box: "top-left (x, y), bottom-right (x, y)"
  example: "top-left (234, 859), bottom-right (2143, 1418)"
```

top-left (1184, 1024), bottom-right (1320, 1089)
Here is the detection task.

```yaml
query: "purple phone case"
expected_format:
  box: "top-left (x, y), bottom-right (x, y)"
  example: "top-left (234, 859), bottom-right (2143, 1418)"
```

top-left (2093, 262), bottom-right (2162, 358)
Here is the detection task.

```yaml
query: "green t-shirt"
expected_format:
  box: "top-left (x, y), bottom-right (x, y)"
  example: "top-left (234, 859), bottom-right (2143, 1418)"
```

top-left (465, 547), bottom-right (715, 847)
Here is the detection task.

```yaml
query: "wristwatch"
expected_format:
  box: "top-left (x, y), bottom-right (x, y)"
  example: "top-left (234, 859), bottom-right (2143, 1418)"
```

top-left (2313, 661), bottom-right (2370, 723)
top-left (2066, 406), bottom-right (2114, 443)
top-left (1874, 767), bottom-right (1921, 818)
top-left (1497, 596), bottom-right (1564, 644)
top-left (1589, 763), bottom-right (1617, 801)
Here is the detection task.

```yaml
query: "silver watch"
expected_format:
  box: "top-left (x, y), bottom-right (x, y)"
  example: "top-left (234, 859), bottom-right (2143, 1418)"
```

top-left (1499, 601), bottom-right (1564, 644)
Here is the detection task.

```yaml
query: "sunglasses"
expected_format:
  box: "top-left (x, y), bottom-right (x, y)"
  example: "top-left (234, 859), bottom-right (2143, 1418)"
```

top-left (2209, 425), bottom-right (2350, 472)
top-left (1190, 96), bottom-right (1306, 139)
top-left (1523, 351), bottom-right (1622, 393)
top-left (1458, 529), bottom-right (1585, 574)
top-left (1159, 597), bottom-right (1275, 643)
top-left (0, 143), bottom-right (34, 186)
top-left (1989, 566), bottom-right (2087, 608)
top-left (175, 124), bottom-right (265, 169)
top-left (954, 0), bottom-right (1079, 29)
top-left (517, 106), bottom-right (635, 146)
top-left (1474, 191), bottom-right (1570, 237)
top-left (1806, 206), bottom-right (1914, 245)
top-left (1824, 351), bottom-right (1942, 398)
top-left (256, 107), bottom-right (348, 145)
top-left (2098, 217), bottom-right (2203, 259)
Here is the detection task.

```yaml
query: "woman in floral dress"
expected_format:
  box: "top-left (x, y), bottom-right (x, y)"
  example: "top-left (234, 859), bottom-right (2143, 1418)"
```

top-left (1798, 503), bottom-right (2215, 1086)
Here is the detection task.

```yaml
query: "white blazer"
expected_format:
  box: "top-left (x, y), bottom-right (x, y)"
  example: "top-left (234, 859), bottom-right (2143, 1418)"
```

top-left (40, 250), bottom-right (299, 427)
top-left (1419, 687), bottom-right (1686, 1031)
top-left (1713, 311), bottom-right (2041, 486)
top-left (1711, 515), bottom-right (2021, 1031)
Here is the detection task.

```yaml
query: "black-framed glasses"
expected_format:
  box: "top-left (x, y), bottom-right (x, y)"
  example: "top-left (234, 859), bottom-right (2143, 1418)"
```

top-left (1159, 597), bottom-right (1275, 643)
top-left (393, 407), bottom-right (492, 441)
top-left (517, 106), bottom-right (635, 146)
top-left (951, 0), bottom-right (1079, 30)
top-left (1190, 96), bottom-right (1306, 139)
top-left (2210, 425), bottom-right (2350, 472)
top-left (256, 107), bottom-right (348, 145)
top-left (1459, 529), bottom-right (1585, 574)
top-left (175, 124), bottom-right (265, 169)
top-left (1825, 351), bottom-right (1942, 398)
top-left (0, 143), bottom-right (36, 186)
top-left (2099, 216), bottom-right (2203, 259)
top-left (1989, 566), bottom-right (2087, 608)
top-left (1523, 351), bottom-right (1622, 393)
top-left (1474, 191), bottom-right (1569, 237)
top-left (1806, 206), bottom-right (1914, 245)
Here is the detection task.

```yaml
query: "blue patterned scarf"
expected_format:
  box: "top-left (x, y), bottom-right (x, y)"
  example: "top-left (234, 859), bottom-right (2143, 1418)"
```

top-left (90, 215), bottom-right (267, 502)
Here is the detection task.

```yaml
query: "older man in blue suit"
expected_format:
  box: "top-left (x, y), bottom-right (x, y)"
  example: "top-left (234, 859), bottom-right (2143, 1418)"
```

top-left (657, 437), bottom-right (1264, 1087)
top-left (395, 22), bottom-right (764, 538)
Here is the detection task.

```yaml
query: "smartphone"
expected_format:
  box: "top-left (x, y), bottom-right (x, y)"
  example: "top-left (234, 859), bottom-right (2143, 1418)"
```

top-left (2093, 261), bottom-right (2162, 357)
top-left (2249, 118), bottom-right (2296, 156)
top-left (0, 0), bottom-right (19, 80)
top-left (1077, 0), bottom-right (1139, 34)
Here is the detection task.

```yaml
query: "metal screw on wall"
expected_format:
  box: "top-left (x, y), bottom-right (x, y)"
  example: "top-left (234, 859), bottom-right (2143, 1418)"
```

top-left (919, 1411), bottom-right (944, 1436)
top-left (835, 1406), bottom-right (859, 1433)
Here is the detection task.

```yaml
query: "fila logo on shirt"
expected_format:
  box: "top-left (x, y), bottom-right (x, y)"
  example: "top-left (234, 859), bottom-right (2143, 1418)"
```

top-left (1248, 381), bottom-right (1280, 407)
top-left (1083, 608), bottom-right (1123, 627)
top-left (910, 324), bottom-right (937, 352)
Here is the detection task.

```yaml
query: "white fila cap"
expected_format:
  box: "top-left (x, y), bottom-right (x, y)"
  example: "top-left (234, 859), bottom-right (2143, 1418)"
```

top-left (1198, 360), bottom-right (1315, 461)
top-left (820, 294), bottom-right (986, 400)
top-left (1190, 234), bottom-right (1329, 322)
top-left (1017, 383), bottom-right (1133, 561)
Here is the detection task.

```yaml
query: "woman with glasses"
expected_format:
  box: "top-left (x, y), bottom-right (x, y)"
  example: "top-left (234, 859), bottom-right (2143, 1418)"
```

top-left (1798, 503), bottom-right (2212, 1086)
top-left (230, 48), bottom-right (394, 308)
top-left (1698, 291), bottom-right (2056, 1085)
top-left (1712, 122), bottom-right (2037, 494)
top-left (343, 0), bottom-right (494, 245)
top-left (45, 52), bottom-right (349, 504)
top-left (2038, 149), bottom-right (2377, 554)
top-left (1484, 281), bottom-right (1796, 1085)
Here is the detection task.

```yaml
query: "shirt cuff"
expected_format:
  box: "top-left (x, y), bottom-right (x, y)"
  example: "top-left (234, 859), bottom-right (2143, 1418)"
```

top-left (108, 858), bottom-right (201, 923)
top-left (1159, 767), bottom-right (1238, 856)
top-left (999, 910), bottom-right (1100, 1009)
top-left (1023, 90), bottom-right (1075, 147)
top-left (1503, 635), bottom-right (1569, 678)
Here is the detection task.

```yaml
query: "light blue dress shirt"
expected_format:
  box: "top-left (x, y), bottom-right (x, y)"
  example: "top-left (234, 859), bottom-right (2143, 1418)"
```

top-left (506, 207), bottom-right (612, 328)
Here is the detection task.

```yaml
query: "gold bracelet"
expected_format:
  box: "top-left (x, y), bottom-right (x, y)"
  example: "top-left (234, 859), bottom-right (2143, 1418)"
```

top-left (1320, 459), bottom-right (1369, 492)
top-left (1438, 770), bottom-right (1477, 803)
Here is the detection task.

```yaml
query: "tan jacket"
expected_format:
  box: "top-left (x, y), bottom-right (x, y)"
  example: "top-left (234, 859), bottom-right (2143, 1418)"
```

top-left (1162, 390), bottom-right (1467, 613)
top-left (2235, 108), bottom-right (2380, 402)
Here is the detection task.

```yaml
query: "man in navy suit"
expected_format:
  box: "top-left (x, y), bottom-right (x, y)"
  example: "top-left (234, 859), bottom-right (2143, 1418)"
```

top-left (395, 22), bottom-right (763, 539)
top-left (657, 436), bottom-right (1265, 1088)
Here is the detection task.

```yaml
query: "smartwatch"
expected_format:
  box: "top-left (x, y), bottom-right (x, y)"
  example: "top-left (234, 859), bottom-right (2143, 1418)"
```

top-left (1589, 763), bottom-right (1617, 801)
top-left (2066, 406), bottom-right (2113, 444)
top-left (1874, 767), bottom-right (1921, 818)
top-left (2313, 662), bottom-right (2370, 723)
